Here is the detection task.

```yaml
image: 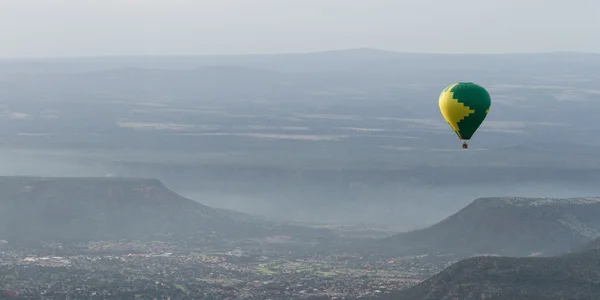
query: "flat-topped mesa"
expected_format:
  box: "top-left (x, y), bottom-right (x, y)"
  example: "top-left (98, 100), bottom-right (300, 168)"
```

top-left (373, 196), bottom-right (600, 257)
top-left (0, 176), bottom-right (204, 208)
top-left (0, 176), bottom-right (220, 242)
top-left (0, 176), bottom-right (335, 243)
top-left (472, 197), bottom-right (600, 207)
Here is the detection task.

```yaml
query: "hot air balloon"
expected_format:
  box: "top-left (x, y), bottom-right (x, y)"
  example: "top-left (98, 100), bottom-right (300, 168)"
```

top-left (438, 82), bottom-right (491, 149)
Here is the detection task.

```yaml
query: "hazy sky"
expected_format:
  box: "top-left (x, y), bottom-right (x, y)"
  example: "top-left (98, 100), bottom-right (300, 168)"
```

top-left (1, 0), bottom-right (599, 58)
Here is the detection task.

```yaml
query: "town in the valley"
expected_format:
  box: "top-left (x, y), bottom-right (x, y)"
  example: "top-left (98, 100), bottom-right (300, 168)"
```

top-left (0, 232), bottom-right (454, 300)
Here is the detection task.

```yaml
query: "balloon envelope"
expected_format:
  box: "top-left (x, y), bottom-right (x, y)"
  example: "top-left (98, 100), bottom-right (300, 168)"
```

top-left (439, 82), bottom-right (491, 140)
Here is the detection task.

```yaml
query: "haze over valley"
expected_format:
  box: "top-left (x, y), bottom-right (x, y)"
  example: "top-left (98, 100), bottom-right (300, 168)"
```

top-left (2, 49), bottom-right (600, 229)
top-left (0, 49), bottom-right (599, 299)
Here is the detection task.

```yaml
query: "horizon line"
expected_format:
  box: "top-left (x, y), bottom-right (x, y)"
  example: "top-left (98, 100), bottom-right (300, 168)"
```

top-left (0, 47), bottom-right (598, 62)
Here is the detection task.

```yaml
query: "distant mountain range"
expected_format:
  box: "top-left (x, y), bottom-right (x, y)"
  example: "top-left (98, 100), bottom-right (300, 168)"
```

top-left (367, 197), bottom-right (600, 257)
top-left (0, 176), bottom-right (333, 243)
top-left (3, 47), bottom-right (600, 74)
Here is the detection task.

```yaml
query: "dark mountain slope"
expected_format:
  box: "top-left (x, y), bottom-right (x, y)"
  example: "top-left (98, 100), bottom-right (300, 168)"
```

top-left (372, 249), bottom-right (600, 300)
top-left (373, 197), bottom-right (600, 256)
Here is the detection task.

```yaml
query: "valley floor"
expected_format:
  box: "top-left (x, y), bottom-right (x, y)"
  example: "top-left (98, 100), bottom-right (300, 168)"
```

top-left (0, 235), bottom-right (455, 300)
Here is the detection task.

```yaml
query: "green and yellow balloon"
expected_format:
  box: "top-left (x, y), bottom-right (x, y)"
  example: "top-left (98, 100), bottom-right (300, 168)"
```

top-left (438, 82), bottom-right (491, 149)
